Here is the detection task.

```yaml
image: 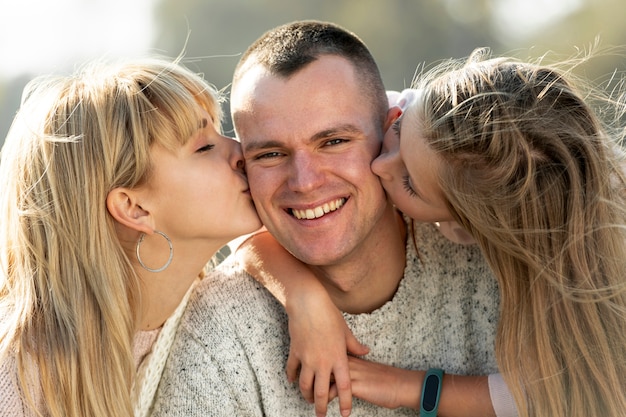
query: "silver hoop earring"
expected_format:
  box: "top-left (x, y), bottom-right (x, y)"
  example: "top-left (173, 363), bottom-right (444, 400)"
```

top-left (135, 230), bottom-right (173, 273)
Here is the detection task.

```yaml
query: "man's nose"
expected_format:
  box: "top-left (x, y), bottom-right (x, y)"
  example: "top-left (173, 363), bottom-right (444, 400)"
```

top-left (287, 152), bottom-right (325, 193)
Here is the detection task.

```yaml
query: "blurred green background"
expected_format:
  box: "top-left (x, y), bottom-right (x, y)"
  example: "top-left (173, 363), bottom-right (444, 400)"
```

top-left (1, 0), bottom-right (625, 143)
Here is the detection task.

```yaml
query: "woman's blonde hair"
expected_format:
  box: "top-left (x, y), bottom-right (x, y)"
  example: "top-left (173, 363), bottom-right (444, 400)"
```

top-left (414, 48), bottom-right (626, 417)
top-left (0, 57), bottom-right (222, 416)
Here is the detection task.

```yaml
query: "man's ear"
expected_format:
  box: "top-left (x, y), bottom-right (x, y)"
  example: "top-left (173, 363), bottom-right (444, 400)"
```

top-left (106, 188), bottom-right (154, 234)
top-left (383, 106), bottom-right (403, 132)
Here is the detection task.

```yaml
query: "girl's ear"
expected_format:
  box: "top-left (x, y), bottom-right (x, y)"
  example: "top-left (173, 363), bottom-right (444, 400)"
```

top-left (384, 106), bottom-right (403, 132)
top-left (106, 188), bottom-right (154, 234)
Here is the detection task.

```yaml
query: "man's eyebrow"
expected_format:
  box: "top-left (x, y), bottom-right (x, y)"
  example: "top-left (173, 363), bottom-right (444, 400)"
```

top-left (243, 139), bottom-right (284, 154)
top-left (310, 124), bottom-right (362, 142)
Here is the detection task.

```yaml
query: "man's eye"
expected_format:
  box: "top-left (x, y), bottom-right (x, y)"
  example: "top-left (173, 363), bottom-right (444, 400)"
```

top-left (197, 144), bottom-right (215, 153)
top-left (255, 151), bottom-right (283, 160)
top-left (324, 138), bottom-right (347, 146)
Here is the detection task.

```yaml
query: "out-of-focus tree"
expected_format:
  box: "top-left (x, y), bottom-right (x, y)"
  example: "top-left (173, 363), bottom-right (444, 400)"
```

top-left (0, 76), bottom-right (30, 146)
top-left (153, 0), bottom-right (502, 87)
top-left (150, 0), bottom-right (625, 131)
top-left (151, 0), bottom-right (502, 131)
top-left (2, 0), bottom-right (624, 143)
top-left (520, 0), bottom-right (626, 80)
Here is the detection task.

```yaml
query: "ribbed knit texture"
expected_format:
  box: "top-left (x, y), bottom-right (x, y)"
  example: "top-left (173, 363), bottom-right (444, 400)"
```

top-left (133, 278), bottom-right (199, 417)
top-left (0, 282), bottom-right (196, 417)
top-left (0, 351), bottom-right (35, 417)
top-left (151, 221), bottom-right (502, 416)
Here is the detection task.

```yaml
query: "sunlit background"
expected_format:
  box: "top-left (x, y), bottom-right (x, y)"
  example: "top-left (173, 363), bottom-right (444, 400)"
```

top-left (1, 0), bottom-right (624, 142)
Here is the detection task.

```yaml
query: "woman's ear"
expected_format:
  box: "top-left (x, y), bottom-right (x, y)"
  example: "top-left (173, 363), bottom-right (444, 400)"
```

top-left (383, 106), bottom-right (403, 132)
top-left (106, 188), bottom-right (154, 234)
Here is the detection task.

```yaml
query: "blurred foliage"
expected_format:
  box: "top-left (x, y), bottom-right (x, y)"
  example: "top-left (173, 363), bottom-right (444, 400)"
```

top-left (152, 0), bottom-right (499, 132)
top-left (2, 0), bottom-right (625, 141)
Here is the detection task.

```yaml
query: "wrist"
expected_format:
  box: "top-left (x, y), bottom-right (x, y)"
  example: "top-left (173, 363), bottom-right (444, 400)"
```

top-left (284, 280), bottom-right (329, 314)
top-left (436, 374), bottom-right (495, 417)
top-left (395, 369), bottom-right (424, 410)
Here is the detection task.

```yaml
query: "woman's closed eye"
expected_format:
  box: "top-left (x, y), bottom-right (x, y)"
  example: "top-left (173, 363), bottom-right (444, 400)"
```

top-left (392, 116), bottom-right (403, 136)
top-left (402, 175), bottom-right (418, 197)
top-left (196, 144), bottom-right (215, 153)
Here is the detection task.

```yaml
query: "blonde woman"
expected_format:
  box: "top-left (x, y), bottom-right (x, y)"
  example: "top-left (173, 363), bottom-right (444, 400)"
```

top-left (368, 50), bottom-right (626, 417)
top-left (0, 58), bottom-right (261, 416)
top-left (239, 49), bottom-right (626, 417)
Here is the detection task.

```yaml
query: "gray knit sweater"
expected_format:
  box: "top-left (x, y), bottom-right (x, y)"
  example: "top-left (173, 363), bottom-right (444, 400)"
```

top-left (151, 221), bottom-right (501, 416)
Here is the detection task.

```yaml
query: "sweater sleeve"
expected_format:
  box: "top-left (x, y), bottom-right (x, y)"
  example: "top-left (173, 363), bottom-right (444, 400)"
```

top-left (0, 355), bottom-right (32, 417)
top-left (488, 373), bottom-right (519, 417)
top-left (150, 289), bottom-right (265, 417)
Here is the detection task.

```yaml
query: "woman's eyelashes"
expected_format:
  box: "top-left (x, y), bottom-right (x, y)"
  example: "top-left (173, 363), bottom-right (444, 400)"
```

top-left (402, 175), bottom-right (418, 197)
top-left (392, 118), bottom-right (401, 136)
top-left (196, 143), bottom-right (215, 153)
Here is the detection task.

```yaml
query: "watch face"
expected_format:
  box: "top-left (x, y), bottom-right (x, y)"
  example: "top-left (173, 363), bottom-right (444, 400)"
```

top-left (422, 374), bottom-right (440, 411)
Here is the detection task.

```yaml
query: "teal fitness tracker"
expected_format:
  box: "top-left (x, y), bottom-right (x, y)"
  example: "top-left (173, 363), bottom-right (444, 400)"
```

top-left (420, 368), bottom-right (444, 416)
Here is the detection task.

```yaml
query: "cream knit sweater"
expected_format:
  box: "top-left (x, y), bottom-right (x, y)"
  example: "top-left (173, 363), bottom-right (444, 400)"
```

top-left (151, 221), bottom-right (513, 416)
top-left (0, 279), bottom-right (196, 417)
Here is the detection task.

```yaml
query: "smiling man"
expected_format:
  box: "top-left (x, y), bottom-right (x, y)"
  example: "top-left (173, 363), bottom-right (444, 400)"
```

top-left (230, 41), bottom-right (405, 314)
top-left (151, 21), bottom-right (505, 417)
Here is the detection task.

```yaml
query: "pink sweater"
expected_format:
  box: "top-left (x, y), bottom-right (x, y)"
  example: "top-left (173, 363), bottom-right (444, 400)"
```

top-left (0, 329), bottom-right (160, 416)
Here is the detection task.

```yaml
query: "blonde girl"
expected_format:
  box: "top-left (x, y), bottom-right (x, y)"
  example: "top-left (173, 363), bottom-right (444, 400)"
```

top-left (0, 58), bottom-right (261, 416)
top-left (241, 49), bottom-right (626, 417)
top-left (375, 49), bottom-right (626, 417)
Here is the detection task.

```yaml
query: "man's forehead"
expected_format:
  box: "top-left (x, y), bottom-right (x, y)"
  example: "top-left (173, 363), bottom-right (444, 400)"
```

top-left (232, 56), bottom-right (378, 148)
top-left (233, 55), bottom-right (360, 105)
top-left (231, 64), bottom-right (271, 110)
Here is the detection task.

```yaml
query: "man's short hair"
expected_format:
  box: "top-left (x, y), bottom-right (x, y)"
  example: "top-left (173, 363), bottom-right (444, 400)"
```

top-left (234, 20), bottom-right (388, 127)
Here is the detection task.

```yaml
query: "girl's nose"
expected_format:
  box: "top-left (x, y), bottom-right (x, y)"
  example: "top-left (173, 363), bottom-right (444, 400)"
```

top-left (371, 151), bottom-right (394, 181)
top-left (372, 129), bottom-right (400, 181)
top-left (226, 136), bottom-right (245, 172)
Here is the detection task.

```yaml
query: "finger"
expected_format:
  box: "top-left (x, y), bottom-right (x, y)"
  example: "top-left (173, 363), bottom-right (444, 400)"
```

top-left (344, 332), bottom-right (369, 357)
top-left (298, 367), bottom-right (316, 403)
top-left (286, 352), bottom-right (301, 383)
top-left (313, 371), bottom-right (331, 417)
top-left (328, 383), bottom-right (339, 402)
top-left (333, 363), bottom-right (353, 417)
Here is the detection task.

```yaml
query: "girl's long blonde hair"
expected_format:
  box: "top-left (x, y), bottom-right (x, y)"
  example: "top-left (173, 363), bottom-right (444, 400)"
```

top-left (415, 49), bottom-right (626, 416)
top-left (0, 58), bottom-right (222, 416)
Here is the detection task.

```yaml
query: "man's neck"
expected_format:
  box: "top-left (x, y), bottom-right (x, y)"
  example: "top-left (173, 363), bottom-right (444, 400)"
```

top-left (312, 206), bottom-right (407, 314)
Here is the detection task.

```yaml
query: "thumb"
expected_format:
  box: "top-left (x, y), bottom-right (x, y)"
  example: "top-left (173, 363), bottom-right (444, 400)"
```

top-left (345, 331), bottom-right (369, 356)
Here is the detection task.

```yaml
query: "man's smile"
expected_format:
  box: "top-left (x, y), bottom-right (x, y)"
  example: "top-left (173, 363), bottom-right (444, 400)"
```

top-left (289, 197), bottom-right (347, 220)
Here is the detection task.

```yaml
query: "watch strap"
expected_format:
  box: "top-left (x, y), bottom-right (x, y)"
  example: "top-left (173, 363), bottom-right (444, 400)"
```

top-left (420, 368), bottom-right (444, 416)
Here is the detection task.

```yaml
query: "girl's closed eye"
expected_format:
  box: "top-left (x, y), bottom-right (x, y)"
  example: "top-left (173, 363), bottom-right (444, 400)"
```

top-left (392, 117), bottom-right (402, 136)
top-left (196, 144), bottom-right (215, 153)
top-left (402, 175), bottom-right (418, 198)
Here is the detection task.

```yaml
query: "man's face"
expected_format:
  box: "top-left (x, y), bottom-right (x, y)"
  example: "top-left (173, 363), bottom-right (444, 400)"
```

top-left (231, 55), bottom-right (389, 266)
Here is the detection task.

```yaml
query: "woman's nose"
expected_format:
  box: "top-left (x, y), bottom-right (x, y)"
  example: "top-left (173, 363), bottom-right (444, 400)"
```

top-left (226, 136), bottom-right (246, 172)
top-left (371, 151), bottom-right (394, 181)
top-left (372, 130), bottom-right (400, 181)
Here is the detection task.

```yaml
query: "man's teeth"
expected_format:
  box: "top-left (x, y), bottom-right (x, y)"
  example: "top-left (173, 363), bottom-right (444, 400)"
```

top-left (292, 198), bottom-right (346, 220)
